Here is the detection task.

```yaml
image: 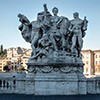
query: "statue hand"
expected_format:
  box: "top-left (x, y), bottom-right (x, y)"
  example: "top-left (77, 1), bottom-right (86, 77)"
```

top-left (43, 4), bottom-right (47, 7)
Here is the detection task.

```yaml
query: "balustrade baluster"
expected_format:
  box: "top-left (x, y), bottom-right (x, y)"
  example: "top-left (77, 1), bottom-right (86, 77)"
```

top-left (1, 80), bottom-right (3, 90)
top-left (13, 80), bottom-right (16, 90)
top-left (4, 81), bottom-right (7, 90)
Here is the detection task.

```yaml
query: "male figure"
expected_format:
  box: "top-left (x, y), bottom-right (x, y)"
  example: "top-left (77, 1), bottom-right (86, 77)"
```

top-left (58, 16), bottom-right (70, 51)
top-left (50, 7), bottom-right (61, 51)
top-left (69, 12), bottom-right (88, 57)
top-left (30, 4), bottom-right (51, 59)
top-left (30, 13), bottom-right (44, 58)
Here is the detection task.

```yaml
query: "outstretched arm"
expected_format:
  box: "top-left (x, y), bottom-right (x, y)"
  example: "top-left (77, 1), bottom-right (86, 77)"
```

top-left (82, 16), bottom-right (88, 31)
top-left (18, 13), bottom-right (30, 24)
top-left (43, 4), bottom-right (48, 12)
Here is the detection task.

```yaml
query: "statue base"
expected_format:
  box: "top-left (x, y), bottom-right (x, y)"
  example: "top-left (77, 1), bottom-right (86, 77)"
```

top-left (33, 72), bottom-right (86, 95)
top-left (26, 57), bottom-right (87, 95)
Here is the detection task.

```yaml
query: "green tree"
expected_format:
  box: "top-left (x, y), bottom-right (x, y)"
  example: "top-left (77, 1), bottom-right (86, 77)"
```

top-left (0, 45), bottom-right (7, 58)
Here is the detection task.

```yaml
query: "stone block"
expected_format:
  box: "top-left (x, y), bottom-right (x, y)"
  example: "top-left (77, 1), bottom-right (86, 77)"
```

top-left (87, 78), bottom-right (96, 94)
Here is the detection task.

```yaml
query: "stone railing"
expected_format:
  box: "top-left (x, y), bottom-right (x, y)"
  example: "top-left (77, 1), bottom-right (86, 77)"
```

top-left (0, 78), bottom-right (16, 93)
top-left (0, 72), bottom-right (100, 95)
top-left (0, 72), bottom-right (26, 94)
top-left (87, 77), bottom-right (100, 94)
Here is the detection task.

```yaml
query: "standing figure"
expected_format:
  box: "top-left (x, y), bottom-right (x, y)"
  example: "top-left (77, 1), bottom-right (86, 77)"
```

top-left (39, 4), bottom-right (52, 35)
top-left (30, 13), bottom-right (44, 59)
top-left (30, 4), bottom-right (51, 59)
top-left (58, 16), bottom-right (70, 51)
top-left (50, 7), bottom-right (61, 51)
top-left (69, 12), bottom-right (88, 57)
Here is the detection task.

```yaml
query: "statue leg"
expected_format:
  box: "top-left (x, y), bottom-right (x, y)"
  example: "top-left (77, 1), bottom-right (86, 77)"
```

top-left (62, 35), bottom-right (66, 51)
top-left (71, 35), bottom-right (77, 55)
top-left (50, 34), bottom-right (58, 51)
top-left (31, 36), bottom-right (39, 57)
top-left (60, 29), bottom-right (66, 51)
top-left (77, 35), bottom-right (83, 57)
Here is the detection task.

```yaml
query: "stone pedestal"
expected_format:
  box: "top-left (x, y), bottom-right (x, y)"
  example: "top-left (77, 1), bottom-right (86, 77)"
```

top-left (34, 73), bottom-right (86, 95)
top-left (26, 61), bottom-right (87, 95)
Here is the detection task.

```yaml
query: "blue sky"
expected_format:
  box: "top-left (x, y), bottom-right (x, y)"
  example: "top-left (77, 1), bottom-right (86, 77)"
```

top-left (0, 0), bottom-right (100, 50)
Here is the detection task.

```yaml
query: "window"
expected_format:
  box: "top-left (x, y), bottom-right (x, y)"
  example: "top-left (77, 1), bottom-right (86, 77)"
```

top-left (86, 55), bottom-right (88, 59)
top-left (86, 68), bottom-right (88, 73)
top-left (86, 61), bottom-right (88, 64)
top-left (96, 55), bottom-right (97, 58)
top-left (98, 67), bottom-right (100, 72)
top-left (95, 67), bottom-right (98, 72)
top-left (96, 61), bottom-right (97, 65)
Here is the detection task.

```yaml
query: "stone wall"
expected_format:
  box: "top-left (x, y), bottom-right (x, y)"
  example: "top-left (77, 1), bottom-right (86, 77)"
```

top-left (87, 77), bottom-right (100, 94)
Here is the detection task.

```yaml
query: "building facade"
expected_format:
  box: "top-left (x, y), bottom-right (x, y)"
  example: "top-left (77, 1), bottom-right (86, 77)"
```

top-left (0, 47), bottom-right (31, 72)
top-left (0, 58), bottom-right (11, 72)
top-left (82, 50), bottom-right (100, 77)
top-left (82, 50), bottom-right (94, 76)
top-left (93, 50), bottom-right (100, 75)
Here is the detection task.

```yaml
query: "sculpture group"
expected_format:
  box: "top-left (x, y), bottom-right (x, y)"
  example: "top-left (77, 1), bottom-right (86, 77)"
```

top-left (18, 4), bottom-right (88, 63)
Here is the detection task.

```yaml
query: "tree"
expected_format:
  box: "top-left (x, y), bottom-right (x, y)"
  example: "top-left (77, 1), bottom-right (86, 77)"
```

top-left (0, 45), bottom-right (7, 58)
top-left (1, 45), bottom-right (3, 52)
top-left (3, 61), bottom-right (12, 72)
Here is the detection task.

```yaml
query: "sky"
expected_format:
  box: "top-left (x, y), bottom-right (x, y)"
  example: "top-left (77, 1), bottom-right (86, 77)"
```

top-left (0, 0), bottom-right (100, 50)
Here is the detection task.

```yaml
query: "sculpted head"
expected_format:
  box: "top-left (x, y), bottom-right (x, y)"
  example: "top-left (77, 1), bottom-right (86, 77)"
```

top-left (37, 13), bottom-right (44, 21)
top-left (73, 12), bottom-right (79, 19)
top-left (52, 7), bottom-right (58, 16)
top-left (18, 13), bottom-right (22, 18)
